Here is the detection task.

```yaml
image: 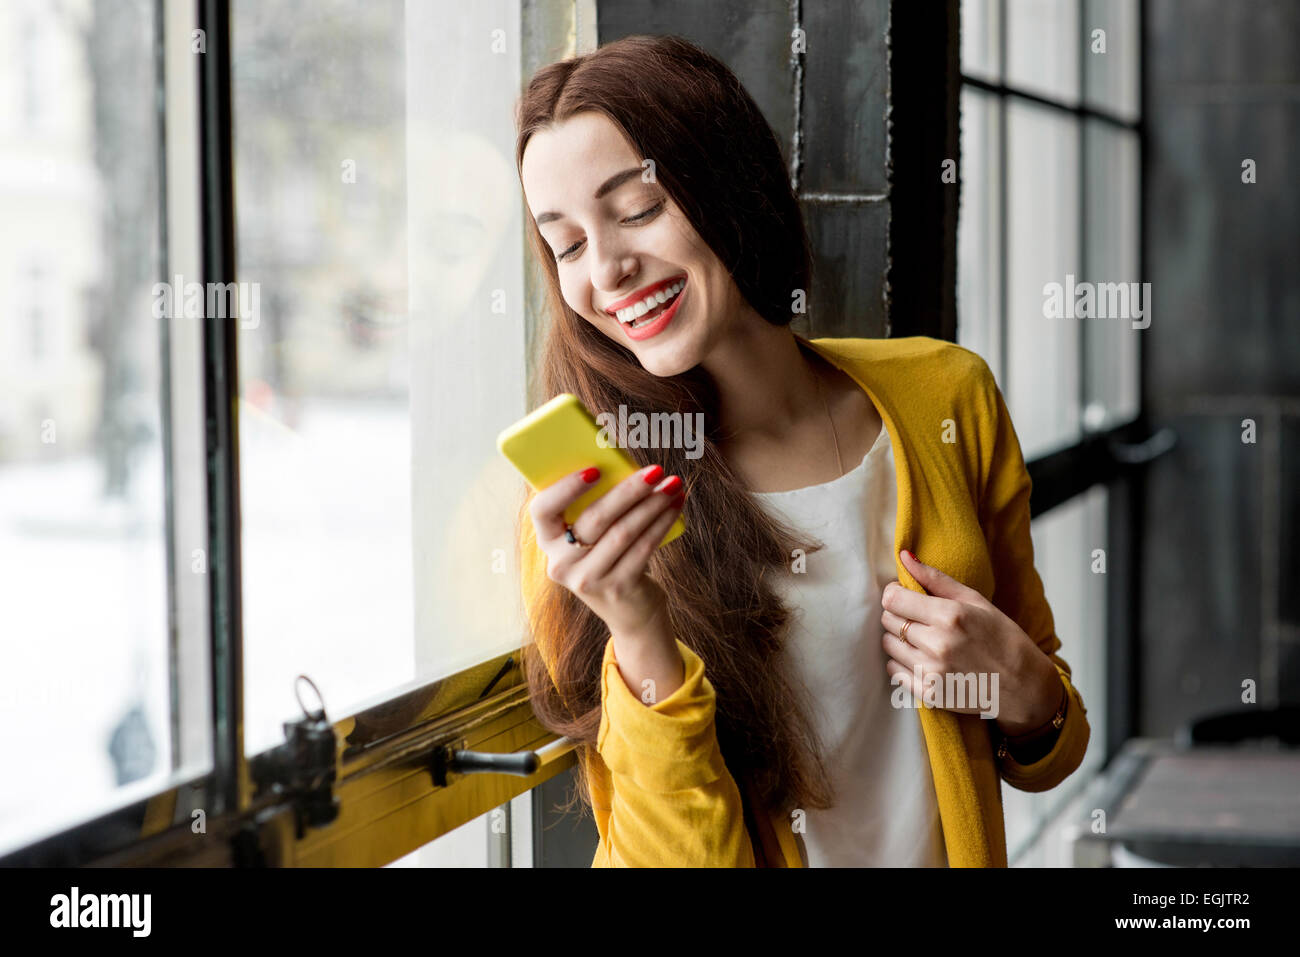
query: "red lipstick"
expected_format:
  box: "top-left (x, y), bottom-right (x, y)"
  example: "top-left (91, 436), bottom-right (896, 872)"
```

top-left (604, 274), bottom-right (687, 316)
top-left (622, 280), bottom-right (687, 342)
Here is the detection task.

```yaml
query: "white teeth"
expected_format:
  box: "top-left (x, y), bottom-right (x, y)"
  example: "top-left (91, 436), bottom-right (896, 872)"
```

top-left (616, 279), bottom-right (685, 325)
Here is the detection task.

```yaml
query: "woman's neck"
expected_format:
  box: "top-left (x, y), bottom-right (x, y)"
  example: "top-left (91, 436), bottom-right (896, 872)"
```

top-left (703, 325), bottom-right (826, 446)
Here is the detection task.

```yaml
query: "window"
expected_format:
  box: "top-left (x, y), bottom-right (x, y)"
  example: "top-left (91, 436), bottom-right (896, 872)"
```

top-left (232, 0), bottom-right (535, 758)
top-left (0, 0), bottom-right (186, 855)
top-left (1, 0), bottom-right (592, 869)
top-left (958, 0), bottom-right (1144, 863)
top-left (959, 0), bottom-right (1142, 455)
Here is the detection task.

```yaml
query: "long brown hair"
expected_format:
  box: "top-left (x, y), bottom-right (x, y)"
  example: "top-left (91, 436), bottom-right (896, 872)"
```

top-left (514, 34), bottom-right (835, 825)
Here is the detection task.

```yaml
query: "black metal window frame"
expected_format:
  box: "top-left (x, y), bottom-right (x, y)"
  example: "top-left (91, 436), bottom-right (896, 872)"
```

top-left (953, 0), bottom-right (1173, 766)
top-left (957, 0), bottom-right (1156, 510)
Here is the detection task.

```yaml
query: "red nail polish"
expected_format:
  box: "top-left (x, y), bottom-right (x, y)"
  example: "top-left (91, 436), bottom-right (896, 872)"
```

top-left (642, 465), bottom-right (664, 485)
top-left (657, 475), bottom-right (683, 496)
top-left (670, 491), bottom-right (686, 509)
top-left (580, 467), bottom-right (600, 483)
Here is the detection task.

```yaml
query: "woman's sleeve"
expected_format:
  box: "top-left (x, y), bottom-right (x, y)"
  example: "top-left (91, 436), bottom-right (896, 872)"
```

top-left (517, 504), bottom-right (757, 867)
top-left (591, 635), bottom-right (756, 867)
top-left (971, 358), bottom-right (1092, 793)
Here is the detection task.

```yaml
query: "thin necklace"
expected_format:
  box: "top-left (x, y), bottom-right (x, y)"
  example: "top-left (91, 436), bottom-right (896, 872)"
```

top-left (813, 363), bottom-right (844, 477)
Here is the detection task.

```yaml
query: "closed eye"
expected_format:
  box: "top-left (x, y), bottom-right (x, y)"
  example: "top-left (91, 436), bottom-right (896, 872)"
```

top-left (555, 201), bottom-right (665, 262)
top-left (624, 201), bottom-right (664, 223)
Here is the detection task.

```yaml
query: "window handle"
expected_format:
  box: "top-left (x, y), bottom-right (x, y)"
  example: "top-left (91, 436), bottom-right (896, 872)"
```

top-left (1107, 426), bottom-right (1177, 465)
top-left (430, 735), bottom-right (577, 786)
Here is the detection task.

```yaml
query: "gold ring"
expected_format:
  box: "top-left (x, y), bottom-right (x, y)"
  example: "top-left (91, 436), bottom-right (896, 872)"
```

top-left (899, 618), bottom-right (913, 645)
top-left (564, 525), bottom-right (592, 549)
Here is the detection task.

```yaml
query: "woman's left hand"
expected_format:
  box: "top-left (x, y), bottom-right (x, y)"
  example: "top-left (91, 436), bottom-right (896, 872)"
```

top-left (880, 549), bottom-right (1062, 737)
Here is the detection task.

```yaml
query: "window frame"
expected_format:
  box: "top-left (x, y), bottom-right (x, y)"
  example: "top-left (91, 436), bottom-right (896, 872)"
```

top-left (959, 0), bottom-right (1149, 503)
top-left (951, 0), bottom-right (1173, 860)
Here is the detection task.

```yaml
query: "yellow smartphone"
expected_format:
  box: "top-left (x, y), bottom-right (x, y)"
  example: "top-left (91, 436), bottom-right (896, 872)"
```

top-left (497, 393), bottom-right (686, 547)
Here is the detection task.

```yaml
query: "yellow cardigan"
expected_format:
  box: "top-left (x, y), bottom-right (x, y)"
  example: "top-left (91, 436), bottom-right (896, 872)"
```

top-left (517, 335), bottom-right (1091, 867)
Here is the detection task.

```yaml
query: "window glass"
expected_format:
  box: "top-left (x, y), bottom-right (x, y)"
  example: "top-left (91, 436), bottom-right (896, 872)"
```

top-left (960, 0), bottom-right (1002, 82)
top-left (0, 0), bottom-right (171, 854)
top-left (1006, 0), bottom-right (1080, 104)
top-left (1083, 120), bottom-right (1141, 432)
top-left (1004, 488), bottom-right (1109, 862)
top-left (1082, 0), bottom-right (1140, 121)
top-left (1005, 100), bottom-right (1081, 460)
top-left (232, 0), bottom-right (531, 755)
top-left (1030, 485), bottom-right (1108, 784)
top-left (957, 87), bottom-right (1004, 384)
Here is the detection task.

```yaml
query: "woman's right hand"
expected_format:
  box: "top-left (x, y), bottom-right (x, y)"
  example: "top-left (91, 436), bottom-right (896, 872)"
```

top-left (528, 464), bottom-right (685, 639)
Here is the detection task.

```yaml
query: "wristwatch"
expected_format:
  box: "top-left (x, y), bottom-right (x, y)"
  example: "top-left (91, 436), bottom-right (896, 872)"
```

top-left (996, 683), bottom-right (1067, 761)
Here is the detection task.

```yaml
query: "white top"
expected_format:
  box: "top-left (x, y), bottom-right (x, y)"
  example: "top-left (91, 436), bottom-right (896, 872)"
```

top-left (752, 424), bottom-right (948, 867)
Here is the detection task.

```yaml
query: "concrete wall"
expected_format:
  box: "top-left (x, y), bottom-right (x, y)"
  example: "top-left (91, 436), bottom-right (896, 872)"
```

top-left (596, 0), bottom-right (892, 339)
top-left (1141, 0), bottom-right (1300, 733)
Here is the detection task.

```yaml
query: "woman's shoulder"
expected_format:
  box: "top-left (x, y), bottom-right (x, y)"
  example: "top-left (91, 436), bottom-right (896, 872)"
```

top-left (810, 335), bottom-right (996, 402)
top-left (811, 334), bottom-right (987, 371)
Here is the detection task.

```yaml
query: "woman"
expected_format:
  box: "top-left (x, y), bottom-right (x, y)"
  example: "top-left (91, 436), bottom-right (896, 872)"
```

top-left (513, 34), bottom-right (1089, 867)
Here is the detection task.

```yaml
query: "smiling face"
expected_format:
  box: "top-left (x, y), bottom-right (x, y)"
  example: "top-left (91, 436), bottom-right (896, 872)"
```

top-left (521, 110), bottom-right (752, 378)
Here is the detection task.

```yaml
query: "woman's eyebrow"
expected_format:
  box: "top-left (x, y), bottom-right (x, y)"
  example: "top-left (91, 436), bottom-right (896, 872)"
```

top-left (535, 167), bottom-right (644, 225)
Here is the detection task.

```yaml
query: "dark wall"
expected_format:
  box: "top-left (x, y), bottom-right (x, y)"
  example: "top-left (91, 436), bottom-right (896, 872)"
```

top-left (595, 0), bottom-right (894, 339)
top-left (1141, 0), bottom-right (1300, 734)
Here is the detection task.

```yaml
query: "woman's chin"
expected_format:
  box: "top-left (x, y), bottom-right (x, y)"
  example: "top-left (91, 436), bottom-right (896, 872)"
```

top-left (636, 341), bottom-right (700, 378)
top-left (643, 360), bottom-right (693, 379)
